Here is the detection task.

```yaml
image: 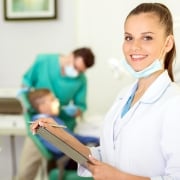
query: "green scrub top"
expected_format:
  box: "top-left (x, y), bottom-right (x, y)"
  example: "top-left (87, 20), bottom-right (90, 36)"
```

top-left (22, 54), bottom-right (87, 130)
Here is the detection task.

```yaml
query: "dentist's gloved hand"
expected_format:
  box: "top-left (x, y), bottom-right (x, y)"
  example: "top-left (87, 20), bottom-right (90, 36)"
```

top-left (62, 104), bottom-right (78, 117)
top-left (16, 87), bottom-right (30, 97)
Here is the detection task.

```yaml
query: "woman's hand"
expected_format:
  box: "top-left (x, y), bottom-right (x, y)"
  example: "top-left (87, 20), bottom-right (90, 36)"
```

top-left (30, 118), bottom-right (56, 134)
top-left (87, 155), bottom-right (123, 180)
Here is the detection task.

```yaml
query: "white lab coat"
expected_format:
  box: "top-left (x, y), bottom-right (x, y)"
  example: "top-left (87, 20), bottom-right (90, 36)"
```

top-left (78, 71), bottom-right (180, 180)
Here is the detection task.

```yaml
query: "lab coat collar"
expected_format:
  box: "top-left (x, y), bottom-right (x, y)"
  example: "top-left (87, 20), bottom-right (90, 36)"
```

top-left (116, 71), bottom-right (171, 120)
top-left (139, 71), bottom-right (171, 104)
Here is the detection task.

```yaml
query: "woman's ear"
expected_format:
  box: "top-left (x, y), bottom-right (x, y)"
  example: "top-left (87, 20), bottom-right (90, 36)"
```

top-left (165, 35), bottom-right (174, 53)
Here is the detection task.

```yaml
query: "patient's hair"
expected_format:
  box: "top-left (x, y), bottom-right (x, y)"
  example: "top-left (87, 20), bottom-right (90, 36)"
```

top-left (28, 88), bottom-right (51, 111)
top-left (72, 47), bottom-right (95, 68)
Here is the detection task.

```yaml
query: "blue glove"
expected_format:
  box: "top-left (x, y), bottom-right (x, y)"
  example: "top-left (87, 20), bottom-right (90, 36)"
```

top-left (16, 87), bottom-right (30, 97)
top-left (63, 104), bottom-right (78, 117)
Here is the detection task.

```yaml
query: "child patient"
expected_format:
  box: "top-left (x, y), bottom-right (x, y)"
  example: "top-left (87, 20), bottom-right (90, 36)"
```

top-left (28, 88), bottom-right (99, 159)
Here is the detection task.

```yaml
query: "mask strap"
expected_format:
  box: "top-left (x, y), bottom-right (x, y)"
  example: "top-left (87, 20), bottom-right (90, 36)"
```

top-left (158, 36), bottom-right (171, 60)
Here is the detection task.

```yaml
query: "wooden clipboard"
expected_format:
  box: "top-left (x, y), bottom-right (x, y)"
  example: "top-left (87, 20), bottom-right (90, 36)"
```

top-left (36, 126), bottom-right (89, 165)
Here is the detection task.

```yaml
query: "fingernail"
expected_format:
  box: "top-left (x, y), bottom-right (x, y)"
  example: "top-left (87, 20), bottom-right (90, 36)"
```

top-left (39, 122), bottom-right (43, 126)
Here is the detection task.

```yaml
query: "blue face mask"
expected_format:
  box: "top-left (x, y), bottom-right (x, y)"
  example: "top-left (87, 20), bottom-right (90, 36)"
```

top-left (121, 58), bottom-right (163, 79)
top-left (64, 65), bottom-right (79, 78)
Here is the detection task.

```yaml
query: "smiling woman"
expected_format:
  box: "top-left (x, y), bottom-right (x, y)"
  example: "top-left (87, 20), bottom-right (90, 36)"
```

top-left (122, 7), bottom-right (174, 80)
top-left (4, 0), bottom-right (57, 20)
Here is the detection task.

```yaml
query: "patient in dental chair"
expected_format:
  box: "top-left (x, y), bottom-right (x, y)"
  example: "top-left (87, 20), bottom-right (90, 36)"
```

top-left (17, 88), bottom-right (99, 180)
top-left (28, 88), bottom-right (99, 158)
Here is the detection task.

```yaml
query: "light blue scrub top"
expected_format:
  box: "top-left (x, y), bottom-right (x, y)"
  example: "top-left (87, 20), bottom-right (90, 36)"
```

top-left (121, 85), bottom-right (137, 118)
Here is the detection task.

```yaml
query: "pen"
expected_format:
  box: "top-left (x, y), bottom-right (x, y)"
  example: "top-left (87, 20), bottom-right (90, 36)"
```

top-left (28, 121), bottom-right (67, 128)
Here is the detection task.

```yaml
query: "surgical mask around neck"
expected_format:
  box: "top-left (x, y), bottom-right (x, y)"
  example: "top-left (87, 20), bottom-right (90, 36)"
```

top-left (121, 58), bottom-right (163, 79)
top-left (64, 65), bottom-right (79, 78)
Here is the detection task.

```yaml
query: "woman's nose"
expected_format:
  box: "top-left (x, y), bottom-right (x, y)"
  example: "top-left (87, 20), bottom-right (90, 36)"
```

top-left (131, 40), bottom-right (141, 52)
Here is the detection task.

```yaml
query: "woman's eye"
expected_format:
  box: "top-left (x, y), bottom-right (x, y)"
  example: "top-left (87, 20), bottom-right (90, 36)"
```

top-left (144, 36), bottom-right (153, 41)
top-left (125, 36), bottom-right (133, 41)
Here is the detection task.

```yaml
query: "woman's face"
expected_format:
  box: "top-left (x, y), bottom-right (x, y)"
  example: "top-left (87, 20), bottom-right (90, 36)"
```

top-left (123, 12), bottom-right (167, 72)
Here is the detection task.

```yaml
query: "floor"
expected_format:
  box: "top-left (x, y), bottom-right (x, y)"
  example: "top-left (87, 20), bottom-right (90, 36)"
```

top-left (0, 136), bottom-right (23, 180)
top-left (0, 136), bottom-right (48, 180)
